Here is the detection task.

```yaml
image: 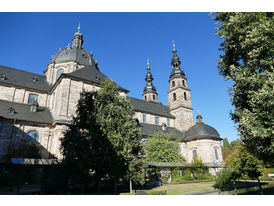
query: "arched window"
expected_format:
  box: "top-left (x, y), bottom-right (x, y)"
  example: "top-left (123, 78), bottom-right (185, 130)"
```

top-left (192, 150), bottom-right (197, 159)
top-left (25, 130), bottom-right (39, 141)
top-left (215, 148), bottom-right (219, 160)
top-left (173, 93), bottom-right (176, 101)
top-left (167, 119), bottom-right (170, 127)
top-left (182, 80), bottom-right (185, 87)
top-left (153, 95), bottom-right (156, 100)
top-left (143, 114), bottom-right (146, 123)
top-left (144, 95), bottom-right (147, 101)
top-left (56, 68), bottom-right (64, 80)
top-left (184, 92), bottom-right (187, 100)
top-left (28, 94), bottom-right (38, 105)
top-left (172, 81), bottom-right (175, 87)
top-left (155, 116), bottom-right (159, 125)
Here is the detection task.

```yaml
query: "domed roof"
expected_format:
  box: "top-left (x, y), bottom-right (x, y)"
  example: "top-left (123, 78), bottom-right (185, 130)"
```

top-left (51, 25), bottom-right (96, 67)
top-left (184, 112), bottom-right (222, 141)
top-left (51, 47), bottom-right (94, 66)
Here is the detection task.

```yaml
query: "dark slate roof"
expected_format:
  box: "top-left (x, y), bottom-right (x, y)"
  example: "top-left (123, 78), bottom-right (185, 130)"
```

top-left (184, 122), bottom-right (222, 141)
top-left (51, 47), bottom-right (94, 66)
top-left (0, 65), bottom-right (51, 92)
top-left (139, 123), bottom-right (184, 140)
top-left (127, 96), bottom-right (175, 118)
top-left (63, 65), bottom-right (129, 93)
top-left (0, 100), bottom-right (53, 124)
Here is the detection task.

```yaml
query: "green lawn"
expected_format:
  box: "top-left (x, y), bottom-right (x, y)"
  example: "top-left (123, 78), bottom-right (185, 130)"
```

top-left (141, 182), bottom-right (216, 195)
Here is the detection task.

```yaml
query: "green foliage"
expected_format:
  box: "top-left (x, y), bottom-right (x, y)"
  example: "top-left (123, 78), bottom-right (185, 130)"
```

top-left (237, 149), bottom-right (264, 180)
top-left (144, 132), bottom-right (185, 163)
top-left (222, 137), bottom-right (232, 149)
top-left (190, 157), bottom-right (212, 180)
top-left (213, 168), bottom-right (239, 191)
top-left (60, 78), bottom-right (144, 188)
top-left (212, 12), bottom-right (274, 165)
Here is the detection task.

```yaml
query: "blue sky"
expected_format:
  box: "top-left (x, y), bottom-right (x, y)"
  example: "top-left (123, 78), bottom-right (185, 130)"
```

top-left (0, 12), bottom-right (239, 143)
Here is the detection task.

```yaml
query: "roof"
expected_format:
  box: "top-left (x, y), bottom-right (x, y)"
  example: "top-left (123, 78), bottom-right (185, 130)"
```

top-left (51, 47), bottom-right (94, 66)
top-left (139, 123), bottom-right (184, 140)
top-left (0, 65), bottom-right (51, 93)
top-left (184, 122), bottom-right (222, 141)
top-left (0, 100), bottom-right (53, 124)
top-left (63, 65), bottom-right (129, 93)
top-left (127, 96), bottom-right (175, 118)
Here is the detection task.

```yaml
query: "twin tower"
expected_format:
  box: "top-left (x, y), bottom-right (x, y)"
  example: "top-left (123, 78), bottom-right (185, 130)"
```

top-left (142, 42), bottom-right (194, 132)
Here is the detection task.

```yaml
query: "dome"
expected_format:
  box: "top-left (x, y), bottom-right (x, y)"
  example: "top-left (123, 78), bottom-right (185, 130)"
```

top-left (184, 113), bottom-right (222, 141)
top-left (51, 25), bottom-right (96, 66)
top-left (51, 47), bottom-right (94, 66)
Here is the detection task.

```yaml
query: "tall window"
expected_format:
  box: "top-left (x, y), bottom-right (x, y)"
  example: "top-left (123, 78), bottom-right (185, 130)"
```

top-left (144, 95), bottom-right (147, 101)
top-left (173, 93), bottom-right (176, 101)
top-left (182, 80), bottom-right (185, 87)
top-left (28, 94), bottom-right (38, 104)
top-left (155, 116), bottom-right (159, 125)
top-left (184, 92), bottom-right (187, 100)
top-left (192, 150), bottom-right (197, 159)
top-left (172, 81), bottom-right (175, 87)
top-left (153, 95), bottom-right (156, 100)
top-left (215, 148), bottom-right (219, 160)
top-left (56, 68), bottom-right (64, 80)
top-left (167, 119), bottom-right (170, 127)
top-left (143, 114), bottom-right (146, 123)
top-left (25, 130), bottom-right (39, 141)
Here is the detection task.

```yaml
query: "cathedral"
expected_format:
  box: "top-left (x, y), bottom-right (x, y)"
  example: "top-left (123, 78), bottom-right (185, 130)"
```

top-left (0, 26), bottom-right (224, 168)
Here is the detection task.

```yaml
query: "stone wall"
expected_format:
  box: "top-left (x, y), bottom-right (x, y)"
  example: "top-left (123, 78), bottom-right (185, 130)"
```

top-left (0, 119), bottom-right (52, 160)
top-left (0, 85), bottom-right (48, 107)
top-left (183, 139), bottom-right (224, 164)
top-left (170, 107), bottom-right (194, 132)
top-left (134, 112), bottom-right (175, 127)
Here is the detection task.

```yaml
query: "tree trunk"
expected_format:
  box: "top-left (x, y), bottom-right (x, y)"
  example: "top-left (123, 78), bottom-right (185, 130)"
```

top-left (257, 177), bottom-right (263, 195)
top-left (113, 178), bottom-right (117, 194)
top-left (129, 179), bottom-right (132, 194)
top-left (95, 176), bottom-right (100, 193)
top-left (233, 180), bottom-right (237, 195)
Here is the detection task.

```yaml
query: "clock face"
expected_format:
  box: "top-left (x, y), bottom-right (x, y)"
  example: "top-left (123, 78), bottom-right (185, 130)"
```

top-left (25, 130), bottom-right (39, 141)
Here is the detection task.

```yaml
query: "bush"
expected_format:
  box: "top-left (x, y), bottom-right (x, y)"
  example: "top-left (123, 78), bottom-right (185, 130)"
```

top-left (213, 168), bottom-right (238, 191)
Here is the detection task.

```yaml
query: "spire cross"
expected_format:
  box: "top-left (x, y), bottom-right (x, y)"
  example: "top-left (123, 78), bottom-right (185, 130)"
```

top-left (78, 23), bottom-right (81, 32)
top-left (197, 110), bottom-right (200, 115)
top-left (173, 40), bottom-right (176, 51)
top-left (147, 58), bottom-right (150, 67)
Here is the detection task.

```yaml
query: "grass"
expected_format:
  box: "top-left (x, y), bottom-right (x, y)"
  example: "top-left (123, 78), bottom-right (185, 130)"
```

top-left (140, 181), bottom-right (215, 195)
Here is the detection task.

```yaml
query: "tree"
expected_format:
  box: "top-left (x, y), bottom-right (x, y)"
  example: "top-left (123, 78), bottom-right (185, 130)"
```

top-left (222, 137), bottom-right (231, 149)
top-left (212, 12), bottom-right (274, 165)
top-left (144, 132), bottom-right (185, 163)
top-left (60, 78), bottom-right (144, 193)
top-left (213, 168), bottom-right (240, 193)
top-left (225, 140), bottom-right (264, 194)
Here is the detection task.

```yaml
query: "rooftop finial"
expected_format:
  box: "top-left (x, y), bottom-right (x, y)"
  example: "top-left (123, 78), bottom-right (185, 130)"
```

top-left (147, 58), bottom-right (150, 68)
top-left (173, 40), bottom-right (176, 51)
top-left (78, 23), bottom-right (81, 32)
top-left (196, 110), bottom-right (203, 124)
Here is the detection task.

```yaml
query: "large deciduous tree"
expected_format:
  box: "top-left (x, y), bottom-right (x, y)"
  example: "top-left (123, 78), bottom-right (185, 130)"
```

top-left (144, 133), bottom-right (185, 163)
top-left (60, 78), bottom-right (144, 192)
top-left (212, 12), bottom-right (274, 165)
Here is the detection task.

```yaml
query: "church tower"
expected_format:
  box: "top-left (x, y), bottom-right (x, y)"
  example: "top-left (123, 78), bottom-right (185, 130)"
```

top-left (143, 59), bottom-right (159, 103)
top-left (167, 41), bottom-right (194, 132)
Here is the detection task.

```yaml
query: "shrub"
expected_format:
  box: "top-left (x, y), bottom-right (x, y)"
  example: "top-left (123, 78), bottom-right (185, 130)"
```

top-left (213, 168), bottom-right (238, 191)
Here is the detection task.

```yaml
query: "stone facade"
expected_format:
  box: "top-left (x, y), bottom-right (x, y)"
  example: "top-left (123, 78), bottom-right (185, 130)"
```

top-left (0, 28), bottom-right (223, 167)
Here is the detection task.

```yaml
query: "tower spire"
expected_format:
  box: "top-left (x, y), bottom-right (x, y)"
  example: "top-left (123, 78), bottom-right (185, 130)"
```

top-left (143, 59), bottom-right (158, 103)
top-left (169, 41), bottom-right (185, 82)
top-left (72, 23), bottom-right (84, 48)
